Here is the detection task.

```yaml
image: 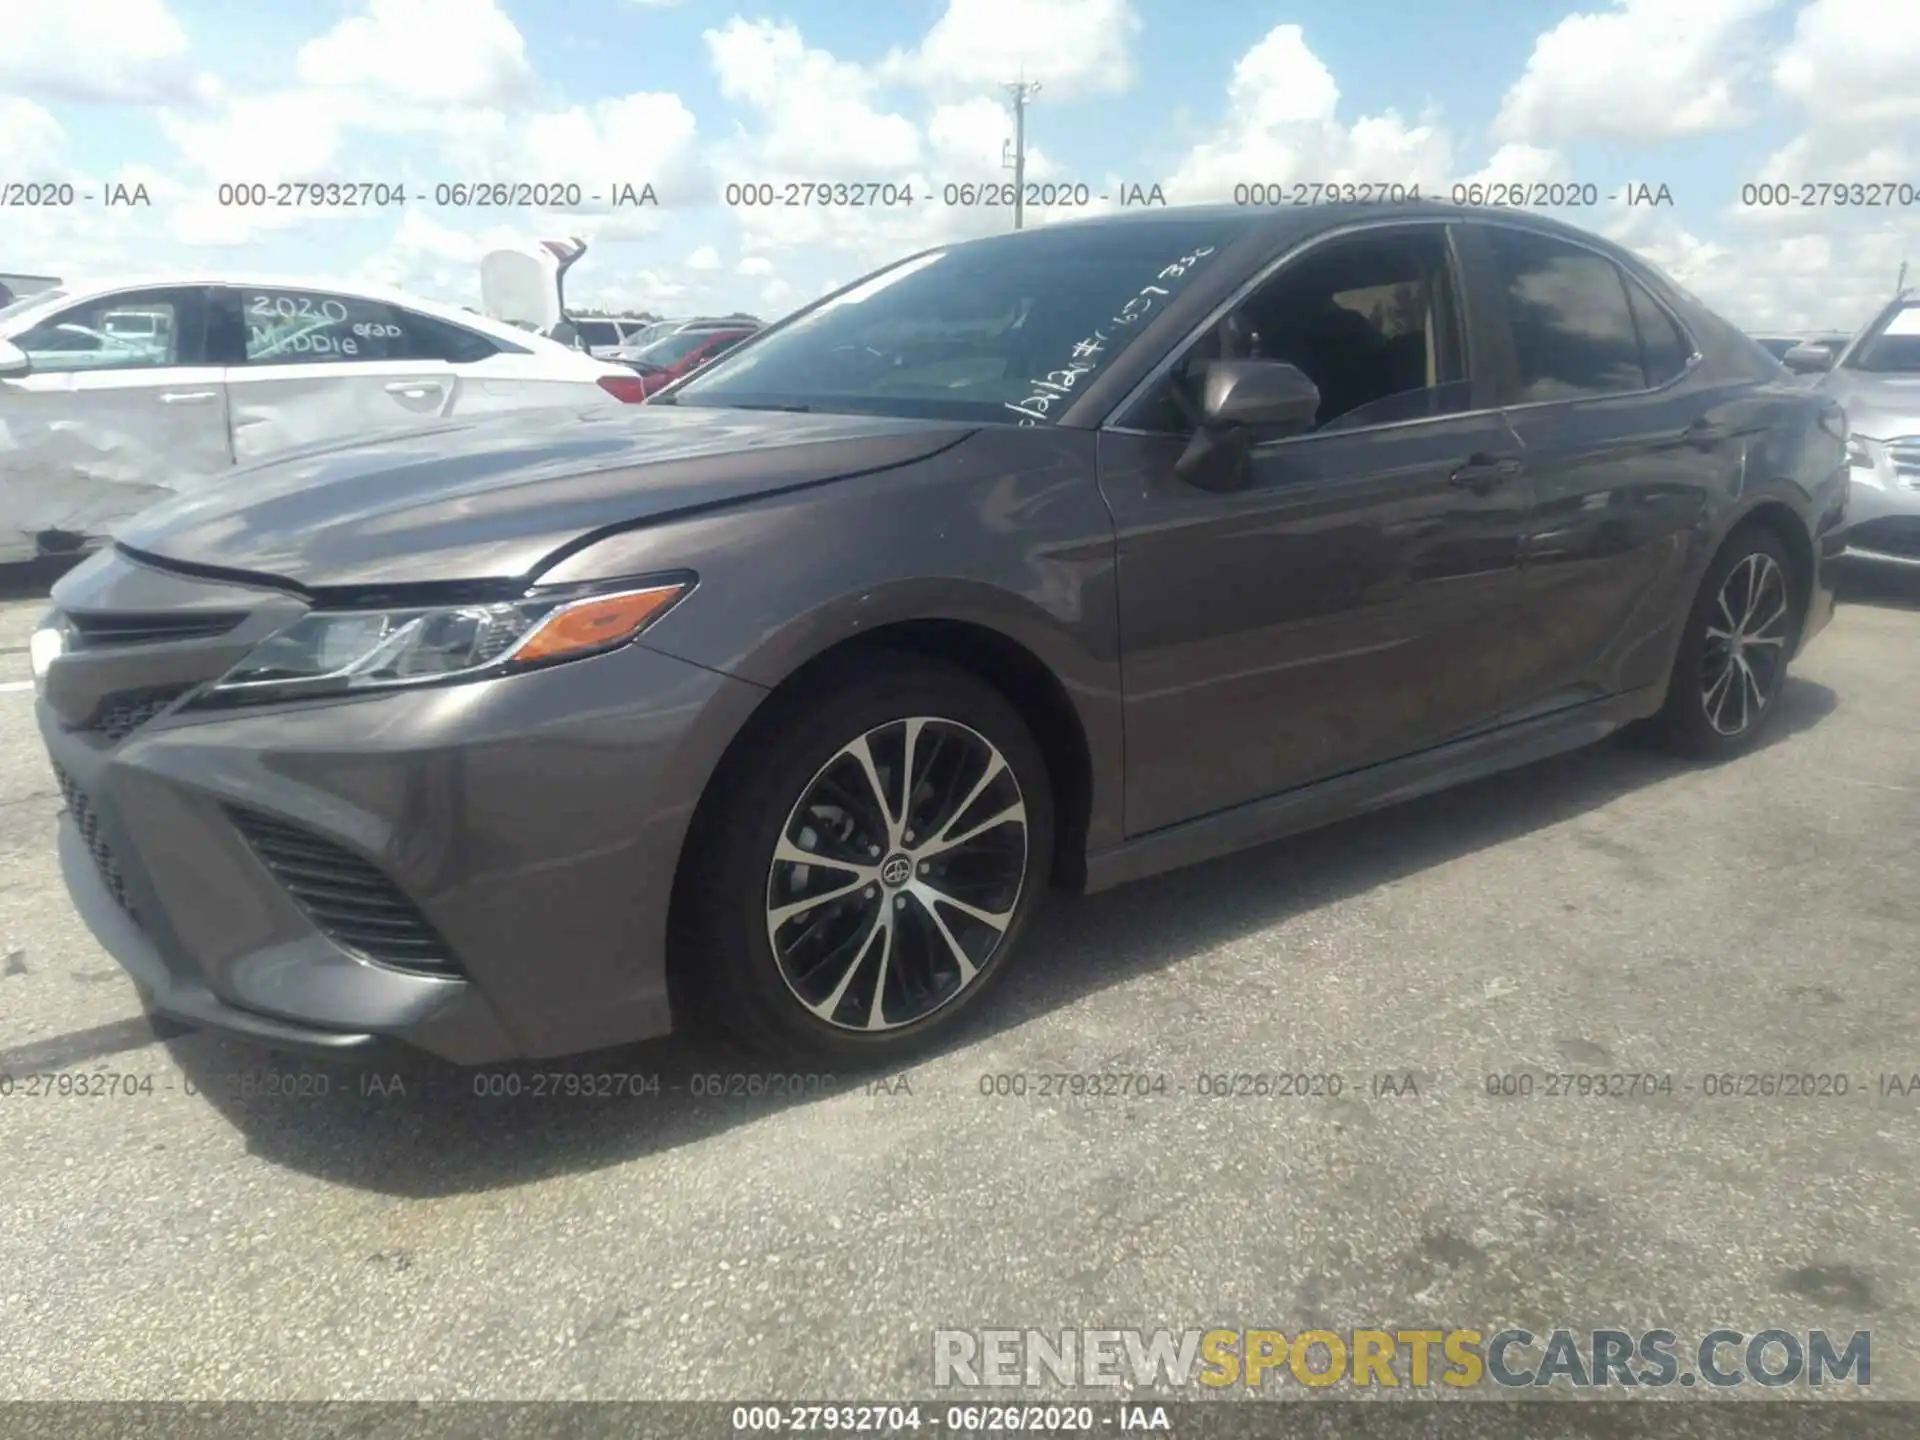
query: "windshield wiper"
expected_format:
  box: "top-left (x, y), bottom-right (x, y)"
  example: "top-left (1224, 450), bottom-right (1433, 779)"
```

top-left (718, 401), bottom-right (815, 413)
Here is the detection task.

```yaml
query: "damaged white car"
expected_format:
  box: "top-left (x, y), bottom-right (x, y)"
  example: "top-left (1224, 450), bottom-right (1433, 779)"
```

top-left (0, 275), bottom-right (648, 564)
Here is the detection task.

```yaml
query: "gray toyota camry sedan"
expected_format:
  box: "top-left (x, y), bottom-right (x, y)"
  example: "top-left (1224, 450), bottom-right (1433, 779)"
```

top-left (31, 203), bottom-right (1849, 1067)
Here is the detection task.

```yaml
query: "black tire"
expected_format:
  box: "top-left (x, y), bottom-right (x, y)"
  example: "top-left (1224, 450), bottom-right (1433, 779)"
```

top-left (1650, 522), bottom-right (1801, 758)
top-left (676, 653), bottom-right (1054, 1067)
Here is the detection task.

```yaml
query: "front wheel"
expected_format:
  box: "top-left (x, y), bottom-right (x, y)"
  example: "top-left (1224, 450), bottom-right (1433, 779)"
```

top-left (1651, 523), bottom-right (1801, 758)
top-left (678, 656), bottom-right (1054, 1066)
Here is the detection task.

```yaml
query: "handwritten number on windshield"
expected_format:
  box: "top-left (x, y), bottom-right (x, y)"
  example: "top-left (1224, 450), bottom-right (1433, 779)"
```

top-left (1004, 245), bottom-right (1217, 425)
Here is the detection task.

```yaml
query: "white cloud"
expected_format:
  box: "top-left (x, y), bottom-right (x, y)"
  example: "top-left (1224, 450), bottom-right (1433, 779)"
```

top-left (702, 18), bottom-right (980, 269)
top-left (0, 0), bottom-right (213, 105)
top-left (1738, 130), bottom-right (1918, 227)
top-left (152, 90), bottom-right (368, 245)
top-left (1494, 0), bottom-right (1780, 145)
top-left (1163, 26), bottom-right (1451, 203)
top-left (352, 208), bottom-right (527, 298)
top-left (687, 245), bottom-right (721, 269)
top-left (1619, 213), bottom-right (1910, 330)
top-left (1774, 0), bottom-right (1920, 125)
top-left (297, 0), bottom-right (532, 106)
top-left (158, 92), bottom-right (354, 186)
top-left (737, 256), bottom-right (775, 276)
top-left (878, 0), bottom-right (1142, 101)
top-left (2, 165), bottom-right (197, 278)
top-left (442, 91), bottom-right (708, 226)
top-left (1454, 143), bottom-right (1571, 190)
top-left (706, 19), bottom-right (920, 176)
top-left (0, 100), bottom-right (67, 174)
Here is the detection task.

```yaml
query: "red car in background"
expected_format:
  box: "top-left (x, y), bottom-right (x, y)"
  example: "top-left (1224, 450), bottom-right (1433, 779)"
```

top-left (617, 327), bottom-right (757, 398)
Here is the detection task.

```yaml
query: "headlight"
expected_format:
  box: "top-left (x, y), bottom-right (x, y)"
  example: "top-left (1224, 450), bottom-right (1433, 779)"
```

top-left (191, 579), bottom-right (690, 709)
top-left (28, 622), bottom-right (65, 696)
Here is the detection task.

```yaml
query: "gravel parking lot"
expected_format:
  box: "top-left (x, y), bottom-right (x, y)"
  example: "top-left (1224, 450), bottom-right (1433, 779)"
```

top-left (1, 567), bottom-right (1917, 1406)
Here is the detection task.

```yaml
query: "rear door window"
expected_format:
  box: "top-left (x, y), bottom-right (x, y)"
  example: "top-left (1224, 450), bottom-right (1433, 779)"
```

top-left (237, 288), bottom-right (409, 365)
top-left (1482, 227), bottom-right (1648, 402)
top-left (1622, 275), bottom-right (1694, 387)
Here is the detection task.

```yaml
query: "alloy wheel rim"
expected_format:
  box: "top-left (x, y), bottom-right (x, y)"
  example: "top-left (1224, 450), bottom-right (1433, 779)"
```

top-left (765, 716), bottom-right (1029, 1032)
top-left (1701, 552), bottom-right (1790, 737)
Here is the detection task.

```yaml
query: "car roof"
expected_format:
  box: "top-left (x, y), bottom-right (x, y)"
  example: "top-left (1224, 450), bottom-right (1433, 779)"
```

top-left (939, 199), bottom-right (1649, 257)
top-left (27, 273), bottom-right (577, 353)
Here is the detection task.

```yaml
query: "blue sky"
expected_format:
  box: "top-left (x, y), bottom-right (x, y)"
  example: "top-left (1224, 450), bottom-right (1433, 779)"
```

top-left (3, 0), bottom-right (1916, 331)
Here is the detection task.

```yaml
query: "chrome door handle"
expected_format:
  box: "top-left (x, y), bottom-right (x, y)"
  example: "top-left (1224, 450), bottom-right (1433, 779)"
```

top-left (159, 390), bottom-right (216, 404)
top-left (385, 381), bottom-right (444, 397)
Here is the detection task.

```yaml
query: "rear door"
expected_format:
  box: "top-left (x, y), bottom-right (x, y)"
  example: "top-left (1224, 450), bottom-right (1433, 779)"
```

top-left (0, 285), bottom-right (228, 556)
top-left (1456, 223), bottom-right (1741, 720)
top-left (215, 285), bottom-right (461, 463)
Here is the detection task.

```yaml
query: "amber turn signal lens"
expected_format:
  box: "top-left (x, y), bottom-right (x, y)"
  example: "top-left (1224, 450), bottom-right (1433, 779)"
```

top-left (513, 584), bottom-right (688, 664)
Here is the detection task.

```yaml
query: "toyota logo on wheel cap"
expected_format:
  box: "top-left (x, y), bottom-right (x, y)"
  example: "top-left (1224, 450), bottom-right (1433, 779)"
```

top-left (880, 853), bottom-right (913, 887)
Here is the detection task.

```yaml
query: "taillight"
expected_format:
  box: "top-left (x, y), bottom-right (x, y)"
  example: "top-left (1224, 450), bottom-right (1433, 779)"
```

top-left (596, 375), bottom-right (649, 404)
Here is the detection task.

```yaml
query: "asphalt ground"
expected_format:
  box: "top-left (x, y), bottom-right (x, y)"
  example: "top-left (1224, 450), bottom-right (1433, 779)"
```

top-left (0, 562), bottom-right (1917, 1415)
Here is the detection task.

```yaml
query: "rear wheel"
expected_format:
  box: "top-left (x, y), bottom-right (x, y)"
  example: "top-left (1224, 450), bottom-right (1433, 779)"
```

top-left (678, 656), bottom-right (1053, 1066)
top-left (1651, 523), bottom-right (1800, 758)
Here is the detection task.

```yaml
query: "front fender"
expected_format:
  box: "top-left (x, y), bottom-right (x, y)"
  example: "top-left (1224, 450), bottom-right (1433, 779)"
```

top-left (533, 427), bottom-right (1128, 853)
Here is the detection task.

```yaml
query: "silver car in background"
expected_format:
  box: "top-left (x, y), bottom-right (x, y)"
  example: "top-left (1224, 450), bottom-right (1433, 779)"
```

top-left (1755, 330), bottom-right (1853, 375)
top-left (1796, 297), bottom-right (1920, 566)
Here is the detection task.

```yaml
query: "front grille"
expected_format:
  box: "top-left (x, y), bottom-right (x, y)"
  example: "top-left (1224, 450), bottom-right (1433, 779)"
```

top-left (1846, 517), bottom-right (1920, 559)
top-left (67, 610), bottom-right (247, 648)
top-left (80, 684), bottom-right (195, 742)
top-left (53, 764), bottom-right (137, 920)
top-left (225, 808), bottom-right (462, 977)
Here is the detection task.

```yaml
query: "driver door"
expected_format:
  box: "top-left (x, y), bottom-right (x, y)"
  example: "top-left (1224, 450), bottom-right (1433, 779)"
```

top-left (1097, 222), bottom-right (1532, 835)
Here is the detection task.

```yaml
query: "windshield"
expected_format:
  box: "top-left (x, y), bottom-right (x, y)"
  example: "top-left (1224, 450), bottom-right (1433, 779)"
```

top-left (672, 217), bottom-right (1249, 423)
top-left (1844, 304), bottom-right (1920, 373)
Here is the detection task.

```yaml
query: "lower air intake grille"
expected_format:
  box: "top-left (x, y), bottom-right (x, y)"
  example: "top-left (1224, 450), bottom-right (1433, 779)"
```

top-left (83, 684), bottom-right (195, 742)
top-left (225, 808), bottom-right (462, 977)
top-left (54, 764), bottom-right (136, 920)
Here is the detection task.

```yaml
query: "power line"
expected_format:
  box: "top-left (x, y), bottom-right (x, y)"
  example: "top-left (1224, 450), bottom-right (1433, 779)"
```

top-left (1001, 77), bottom-right (1041, 231)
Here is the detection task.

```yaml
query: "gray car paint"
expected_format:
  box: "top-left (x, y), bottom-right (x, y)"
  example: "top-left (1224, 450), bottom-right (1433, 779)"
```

top-left (35, 203), bottom-right (1847, 1064)
top-left (116, 402), bottom-right (977, 593)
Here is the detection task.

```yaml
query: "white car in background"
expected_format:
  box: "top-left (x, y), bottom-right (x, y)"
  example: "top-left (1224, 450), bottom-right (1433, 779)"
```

top-left (0, 274), bottom-right (647, 564)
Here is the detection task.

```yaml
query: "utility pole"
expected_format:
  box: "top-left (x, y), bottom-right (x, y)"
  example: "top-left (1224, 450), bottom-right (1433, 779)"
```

top-left (1897, 260), bottom-right (1909, 298)
top-left (1001, 75), bottom-right (1041, 231)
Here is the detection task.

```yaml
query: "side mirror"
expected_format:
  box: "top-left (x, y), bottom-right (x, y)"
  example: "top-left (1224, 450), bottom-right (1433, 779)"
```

top-left (0, 338), bottom-right (31, 380)
top-left (1781, 342), bottom-right (1835, 374)
top-left (1173, 360), bottom-right (1321, 493)
top-left (1201, 359), bottom-right (1322, 428)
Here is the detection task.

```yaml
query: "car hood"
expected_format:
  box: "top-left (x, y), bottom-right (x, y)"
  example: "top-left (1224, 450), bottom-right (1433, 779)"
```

top-left (1819, 368), bottom-right (1920, 440)
top-left (115, 403), bottom-right (974, 592)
